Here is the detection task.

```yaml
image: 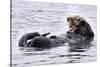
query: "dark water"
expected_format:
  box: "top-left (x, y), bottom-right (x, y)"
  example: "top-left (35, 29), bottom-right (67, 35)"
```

top-left (11, 0), bottom-right (97, 67)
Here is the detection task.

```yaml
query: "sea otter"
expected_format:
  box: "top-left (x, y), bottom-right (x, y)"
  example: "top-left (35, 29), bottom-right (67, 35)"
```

top-left (19, 16), bottom-right (94, 48)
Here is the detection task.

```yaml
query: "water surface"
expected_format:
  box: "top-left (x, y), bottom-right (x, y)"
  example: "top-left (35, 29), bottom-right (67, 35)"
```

top-left (11, 0), bottom-right (97, 67)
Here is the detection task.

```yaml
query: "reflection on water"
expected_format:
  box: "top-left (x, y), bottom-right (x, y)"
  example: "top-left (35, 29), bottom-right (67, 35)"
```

top-left (11, 0), bottom-right (97, 67)
top-left (69, 37), bottom-right (94, 52)
top-left (67, 38), bottom-right (94, 63)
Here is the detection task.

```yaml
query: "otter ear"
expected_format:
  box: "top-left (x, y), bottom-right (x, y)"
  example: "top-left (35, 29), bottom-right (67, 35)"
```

top-left (80, 20), bottom-right (86, 27)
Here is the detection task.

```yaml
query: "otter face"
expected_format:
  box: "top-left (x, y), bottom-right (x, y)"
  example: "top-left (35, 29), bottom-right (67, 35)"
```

top-left (67, 16), bottom-right (85, 32)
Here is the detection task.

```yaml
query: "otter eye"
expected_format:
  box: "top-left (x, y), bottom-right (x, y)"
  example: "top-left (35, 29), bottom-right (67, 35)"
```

top-left (70, 25), bottom-right (72, 28)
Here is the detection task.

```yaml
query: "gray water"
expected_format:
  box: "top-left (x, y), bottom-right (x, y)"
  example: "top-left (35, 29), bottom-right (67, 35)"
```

top-left (11, 0), bottom-right (97, 67)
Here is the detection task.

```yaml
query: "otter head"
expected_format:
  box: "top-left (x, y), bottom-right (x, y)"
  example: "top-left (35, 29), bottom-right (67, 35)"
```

top-left (67, 16), bottom-right (86, 33)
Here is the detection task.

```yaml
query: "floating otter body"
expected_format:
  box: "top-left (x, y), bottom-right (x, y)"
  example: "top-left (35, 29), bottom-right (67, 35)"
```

top-left (19, 32), bottom-right (67, 48)
top-left (19, 31), bottom-right (93, 48)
